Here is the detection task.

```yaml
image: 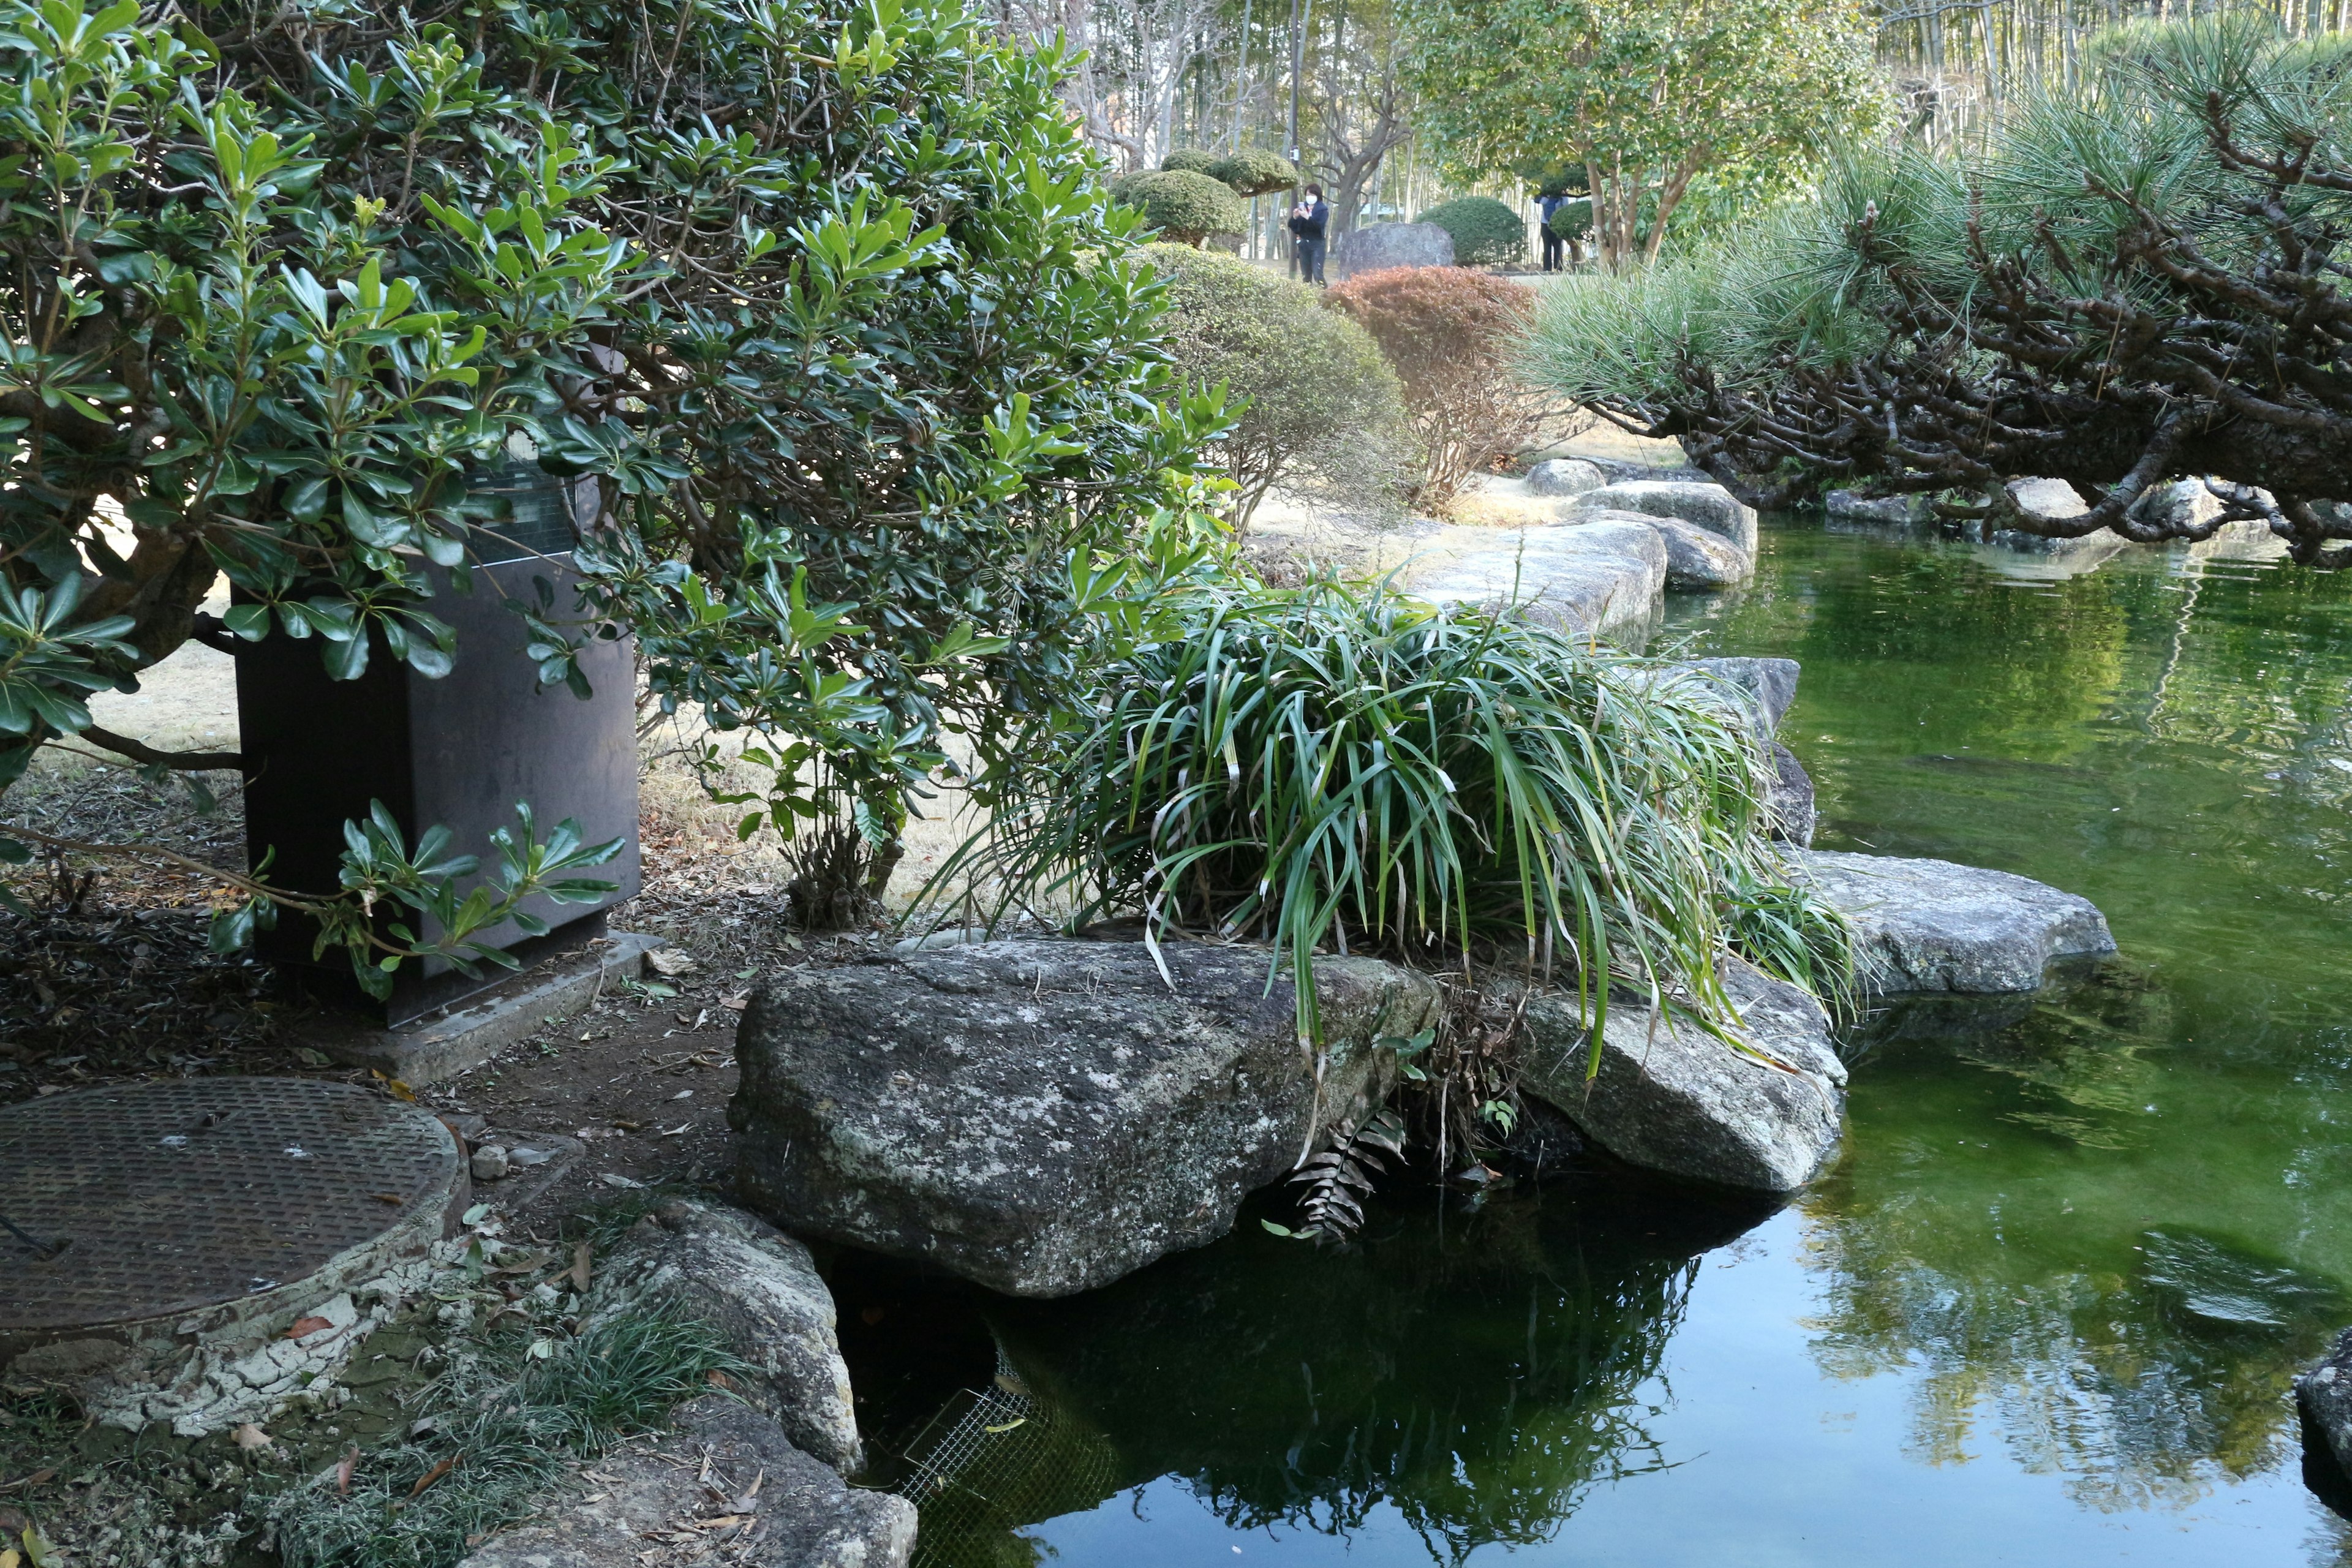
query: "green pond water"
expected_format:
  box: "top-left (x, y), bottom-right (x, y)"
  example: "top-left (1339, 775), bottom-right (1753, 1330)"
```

top-left (892, 519), bottom-right (2352, 1566)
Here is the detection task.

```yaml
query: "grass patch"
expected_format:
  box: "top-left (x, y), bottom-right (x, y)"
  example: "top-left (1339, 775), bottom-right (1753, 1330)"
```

top-left (265, 1307), bottom-right (741, 1568)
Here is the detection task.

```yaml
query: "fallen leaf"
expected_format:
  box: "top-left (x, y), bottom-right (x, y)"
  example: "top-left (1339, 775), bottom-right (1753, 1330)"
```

top-left (720, 994), bottom-right (748, 1011)
top-left (645, 949), bottom-right (699, 977)
top-left (610, 1119), bottom-right (643, 1132)
top-left (693, 1515), bottom-right (745, 1529)
top-left (296, 1047), bottom-right (331, 1067)
top-left (1, 1546), bottom-right (18, 1568)
top-left (232, 1423), bottom-right (273, 1452)
top-left (373, 1193), bottom-right (403, 1204)
top-left (336, 1444), bottom-right (358, 1496)
top-left (286, 1316), bottom-right (333, 1340)
top-left (704, 1370), bottom-right (736, 1390)
top-left (371, 1070), bottom-right (417, 1103)
top-left (571, 1238), bottom-right (592, 1293)
top-left (409, 1454), bottom-right (460, 1499)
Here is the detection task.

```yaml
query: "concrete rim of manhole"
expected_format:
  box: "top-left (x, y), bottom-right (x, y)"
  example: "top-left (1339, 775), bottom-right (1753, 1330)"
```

top-left (0, 1077), bottom-right (467, 1359)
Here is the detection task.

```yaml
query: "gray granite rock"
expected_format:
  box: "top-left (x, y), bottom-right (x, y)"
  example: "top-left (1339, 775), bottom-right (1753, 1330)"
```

top-left (1644, 514), bottom-right (1754, 589)
top-left (1622, 657), bottom-right (1800, 749)
top-left (1515, 956), bottom-right (1845, 1193)
top-left (1411, 517), bottom-right (1665, 641)
top-left (1523, 458), bottom-right (1606, 498)
top-left (1766, 743), bottom-right (1817, 847)
top-left (2299, 1329), bottom-right (2352, 1483)
top-left (1333, 222), bottom-right (1454, 278)
top-left (1573, 480), bottom-right (1758, 556)
top-left (2006, 476), bottom-right (2090, 522)
top-left (1825, 489), bottom-right (1936, 526)
top-left (458, 1395), bottom-right (914, 1568)
top-left (730, 940), bottom-right (1439, 1297)
top-left (586, 1198), bottom-right (862, 1472)
top-left (1786, 848), bottom-right (2116, 993)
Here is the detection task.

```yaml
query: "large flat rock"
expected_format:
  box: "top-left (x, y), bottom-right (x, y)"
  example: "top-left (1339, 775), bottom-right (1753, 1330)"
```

top-left (2300, 1329), bottom-right (2352, 1485)
top-left (1411, 516), bottom-right (1665, 641)
top-left (459, 1396), bottom-right (914, 1568)
top-left (1515, 956), bottom-right (1845, 1193)
top-left (729, 940), bottom-right (1440, 1297)
top-left (1787, 848), bottom-right (2116, 993)
top-left (1573, 480), bottom-right (1759, 557)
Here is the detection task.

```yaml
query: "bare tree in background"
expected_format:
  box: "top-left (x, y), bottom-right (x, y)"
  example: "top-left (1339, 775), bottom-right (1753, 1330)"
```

top-left (1001, 0), bottom-right (1232, 171)
top-left (1312, 0), bottom-right (1413, 234)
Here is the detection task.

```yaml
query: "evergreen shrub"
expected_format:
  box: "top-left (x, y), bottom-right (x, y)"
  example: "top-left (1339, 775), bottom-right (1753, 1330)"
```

top-left (1146, 245), bottom-right (1409, 529)
top-left (1111, 168), bottom-right (1251, 246)
top-left (1414, 195), bottom-right (1528, 266)
top-left (1210, 148), bottom-right (1301, 197)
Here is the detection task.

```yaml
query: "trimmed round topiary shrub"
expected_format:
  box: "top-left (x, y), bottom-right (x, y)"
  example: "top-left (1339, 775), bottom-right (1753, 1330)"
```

top-left (1208, 148), bottom-right (1300, 197)
top-left (1414, 195), bottom-right (1528, 267)
top-left (1547, 197), bottom-right (1593, 241)
top-left (1111, 169), bottom-right (1250, 246)
top-left (1145, 244), bottom-right (1410, 529)
top-left (1161, 148), bottom-right (1223, 176)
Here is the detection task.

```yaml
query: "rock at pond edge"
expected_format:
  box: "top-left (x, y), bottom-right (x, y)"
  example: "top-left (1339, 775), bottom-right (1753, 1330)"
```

top-left (728, 940), bottom-right (1441, 1297)
top-left (1786, 848), bottom-right (2116, 994)
top-left (584, 1197), bottom-right (863, 1473)
top-left (457, 1395), bottom-right (914, 1568)
top-left (1513, 955), bottom-right (1845, 1193)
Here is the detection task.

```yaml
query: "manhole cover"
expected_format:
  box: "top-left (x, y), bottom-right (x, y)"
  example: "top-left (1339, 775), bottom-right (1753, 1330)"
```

top-left (0, 1078), bottom-right (462, 1338)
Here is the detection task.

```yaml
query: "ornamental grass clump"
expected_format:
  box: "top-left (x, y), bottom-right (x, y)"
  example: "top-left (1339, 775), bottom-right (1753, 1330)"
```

top-left (935, 579), bottom-right (1850, 1053)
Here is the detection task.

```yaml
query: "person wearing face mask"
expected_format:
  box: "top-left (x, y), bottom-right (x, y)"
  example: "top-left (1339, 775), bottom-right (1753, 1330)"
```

top-left (1287, 184), bottom-right (1330, 285)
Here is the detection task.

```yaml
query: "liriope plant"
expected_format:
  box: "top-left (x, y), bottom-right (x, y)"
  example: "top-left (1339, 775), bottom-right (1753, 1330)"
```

top-left (927, 576), bottom-right (1851, 1070)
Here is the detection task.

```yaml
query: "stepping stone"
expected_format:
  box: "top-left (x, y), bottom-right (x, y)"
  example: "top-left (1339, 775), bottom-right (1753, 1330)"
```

top-left (1786, 848), bottom-right (2116, 993)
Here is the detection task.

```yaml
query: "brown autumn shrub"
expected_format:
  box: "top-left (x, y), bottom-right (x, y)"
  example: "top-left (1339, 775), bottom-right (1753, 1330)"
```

top-left (1327, 266), bottom-right (1546, 511)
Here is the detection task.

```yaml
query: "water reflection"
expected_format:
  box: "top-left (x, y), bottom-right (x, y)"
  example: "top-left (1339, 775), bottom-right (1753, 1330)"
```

top-left (973, 1181), bottom-right (1768, 1565)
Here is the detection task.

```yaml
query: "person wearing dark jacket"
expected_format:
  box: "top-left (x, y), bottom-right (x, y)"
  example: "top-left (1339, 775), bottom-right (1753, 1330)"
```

top-left (1538, 192), bottom-right (1567, 273)
top-left (1287, 184), bottom-right (1330, 285)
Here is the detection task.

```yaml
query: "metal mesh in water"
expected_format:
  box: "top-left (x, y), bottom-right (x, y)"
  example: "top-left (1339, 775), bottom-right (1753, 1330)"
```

top-left (899, 1347), bottom-right (1123, 1568)
top-left (0, 1077), bottom-right (461, 1331)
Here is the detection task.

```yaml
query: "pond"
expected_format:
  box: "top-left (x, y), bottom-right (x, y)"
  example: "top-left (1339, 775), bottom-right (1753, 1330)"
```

top-left (865, 518), bottom-right (2352, 1567)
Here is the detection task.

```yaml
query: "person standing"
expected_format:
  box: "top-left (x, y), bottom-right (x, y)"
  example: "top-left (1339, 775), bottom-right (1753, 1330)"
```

top-left (1288, 184), bottom-right (1330, 285)
top-left (1538, 190), bottom-right (1567, 273)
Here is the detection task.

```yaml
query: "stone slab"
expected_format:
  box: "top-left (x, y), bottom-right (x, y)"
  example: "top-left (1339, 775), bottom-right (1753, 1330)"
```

top-left (304, 930), bottom-right (660, 1086)
top-left (1787, 848), bottom-right (2116, 993)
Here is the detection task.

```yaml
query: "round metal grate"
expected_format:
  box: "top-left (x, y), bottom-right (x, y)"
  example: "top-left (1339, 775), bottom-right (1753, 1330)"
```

top-left (0, 1078), bottom-right (461, 1333)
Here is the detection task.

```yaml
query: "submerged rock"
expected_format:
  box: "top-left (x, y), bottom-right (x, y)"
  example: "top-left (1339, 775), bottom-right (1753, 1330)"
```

top-left (1513, 956), bottom-right (1846, 1193)
top-left (730, 940), bottom-right (1440, 1297)
top-left (458, 1395), bottom-right (915, 1568)
top-left (586, 1198), bottom-right (862, 1472)
top-left (1786, 848), bottom-right (2115, 993)
top-left (1826, 489), bottom-right (1936, 526)
top-left (1412, 516), bottom-right (1665, 641)
top-left (1572, 480), bottom-right (1759, 557)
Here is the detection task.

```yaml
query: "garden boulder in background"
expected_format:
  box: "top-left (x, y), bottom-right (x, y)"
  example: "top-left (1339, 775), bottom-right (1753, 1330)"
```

top-left (1333, 221), bottom-right (1455, 279)
top-left (729, 940), bottom-right (1440, 1297)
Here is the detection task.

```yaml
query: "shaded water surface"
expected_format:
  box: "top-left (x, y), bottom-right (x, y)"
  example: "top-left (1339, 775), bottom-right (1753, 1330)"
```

top-left (883, 522), bottom-right (2352, 1566)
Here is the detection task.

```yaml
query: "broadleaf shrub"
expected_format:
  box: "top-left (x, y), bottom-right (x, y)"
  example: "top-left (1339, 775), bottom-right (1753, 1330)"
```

top-left (928, 577), bottom-right (1853, 1046)
top-left (1415, 195), bottom-right (1528, 266)
top-left (1111, 168), bottom-right (1250, 246)
top-left (0, 0), bottom-right (1218, 935)
top-left (1162, 148), bottom-right (1224, 175)
top-left (1147, 245), bottom-right (1410, 529)
top-left (1328, 268), bottom-right (1545, 510)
